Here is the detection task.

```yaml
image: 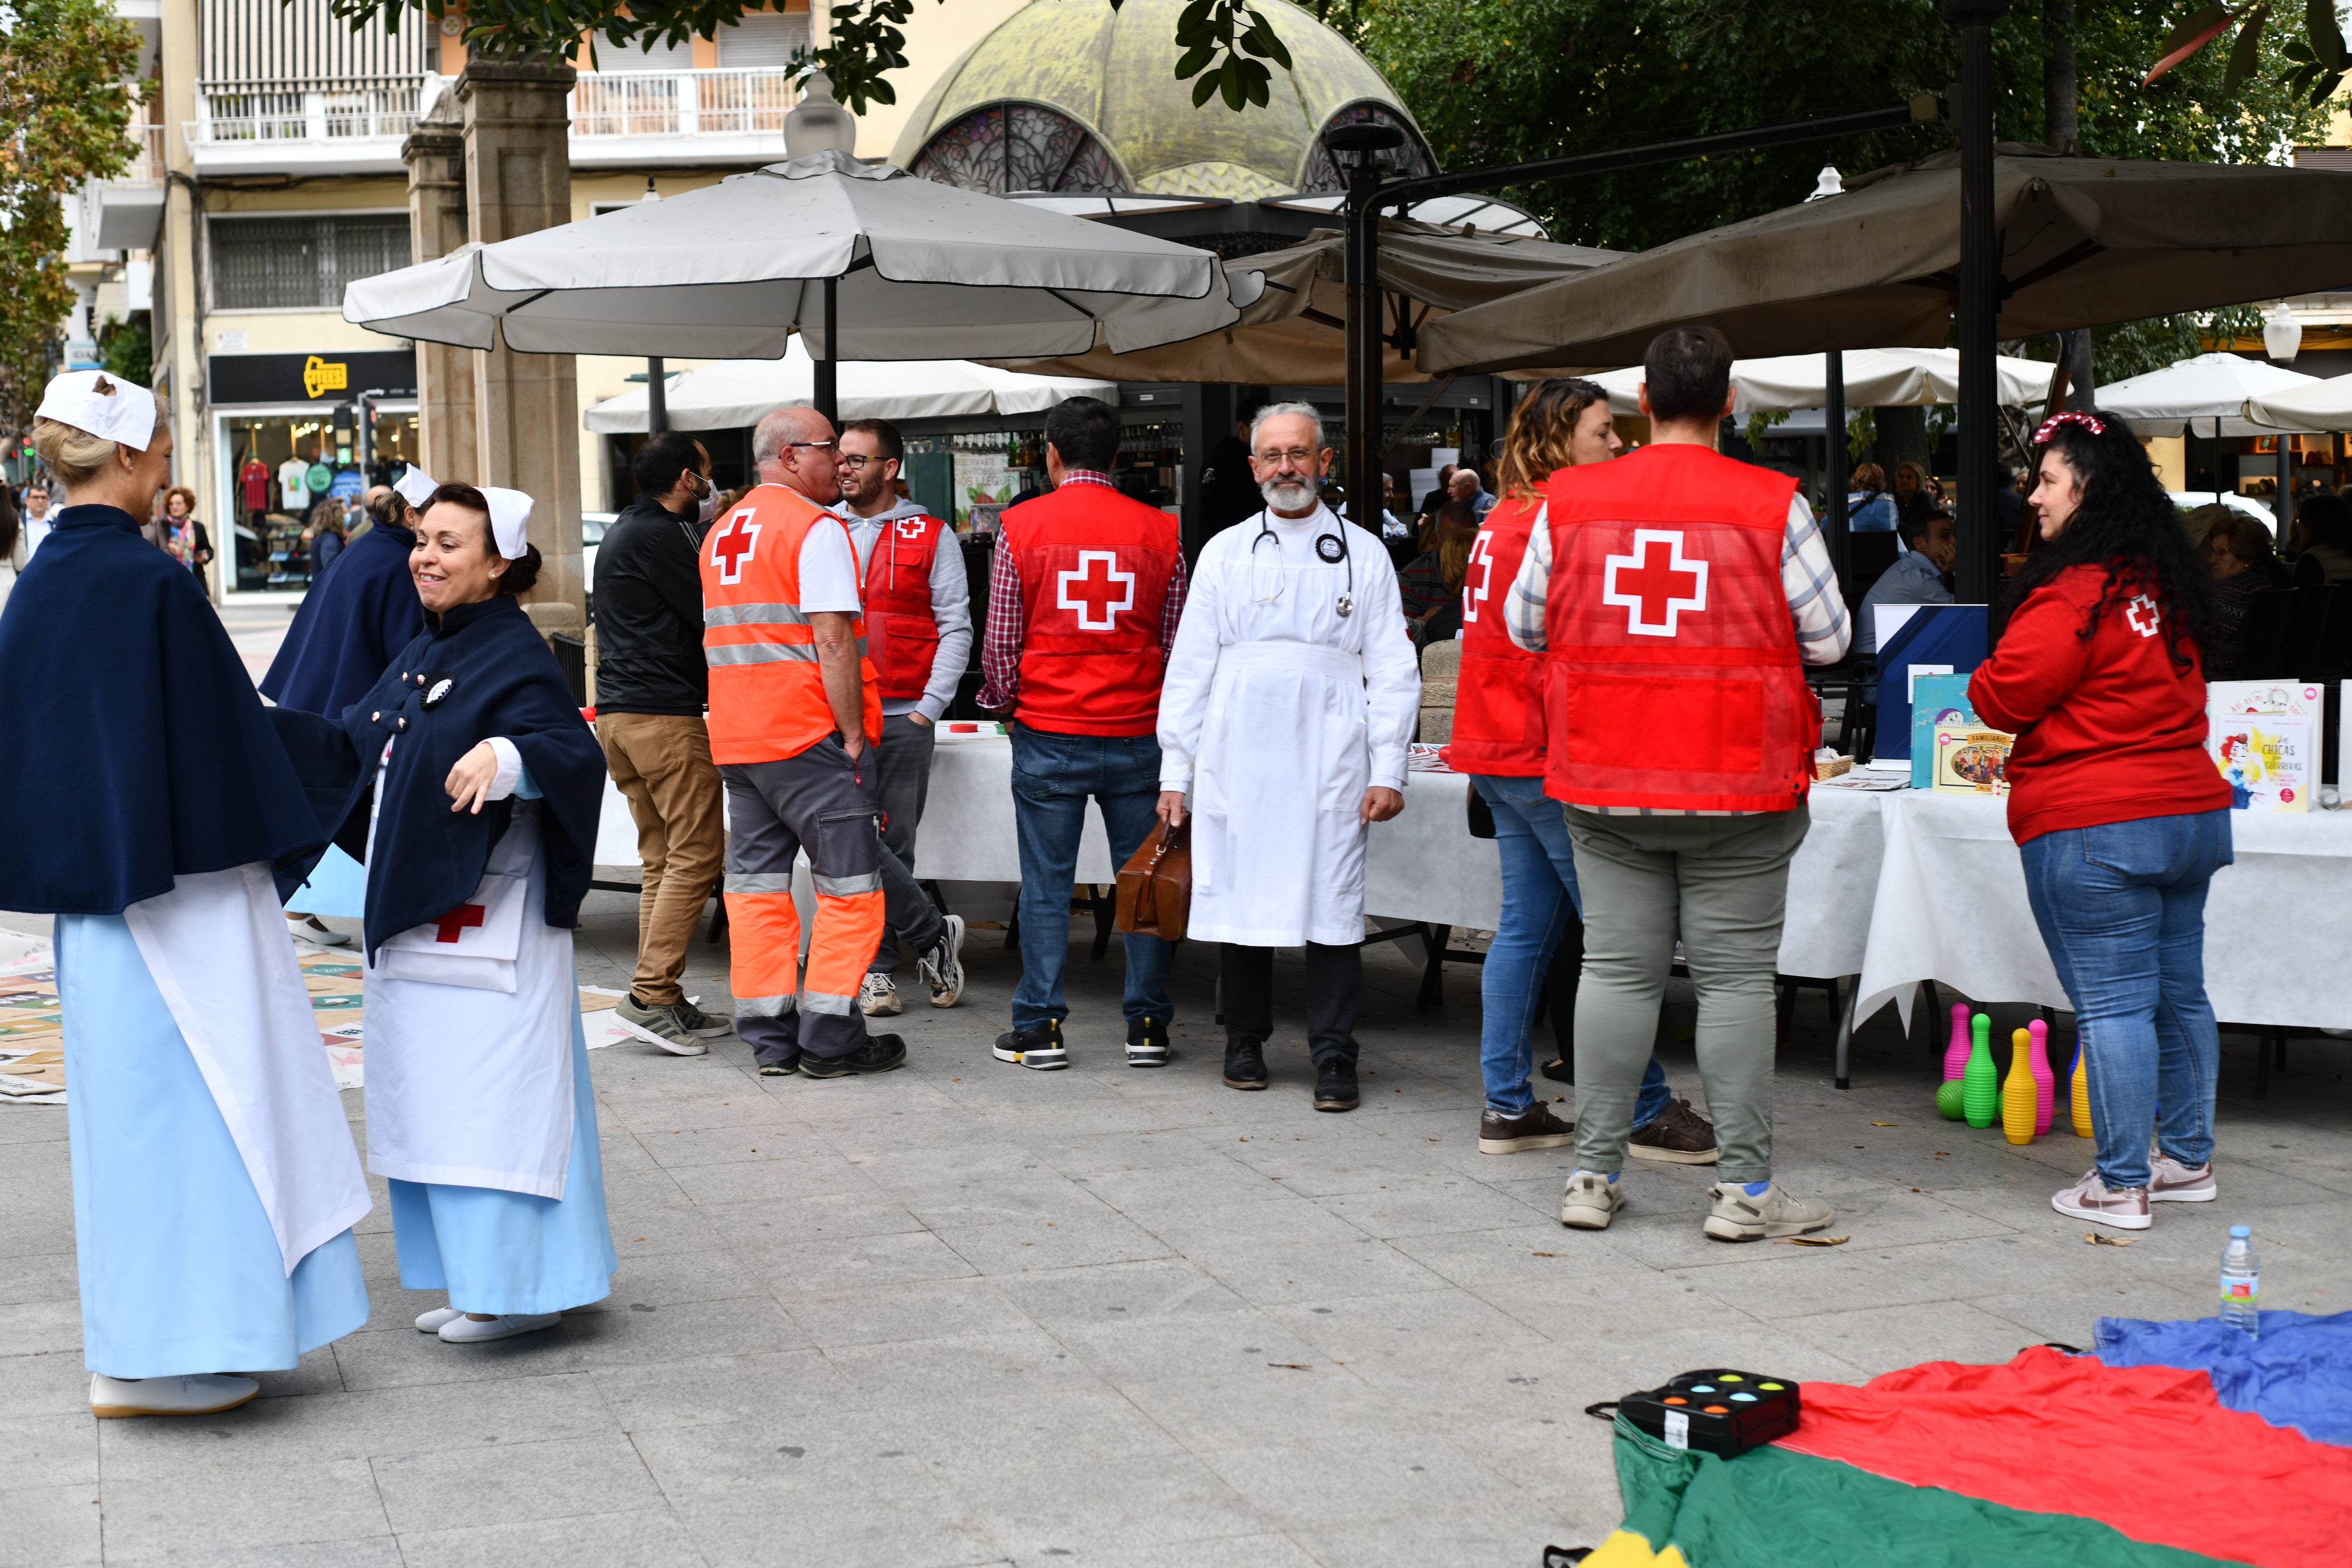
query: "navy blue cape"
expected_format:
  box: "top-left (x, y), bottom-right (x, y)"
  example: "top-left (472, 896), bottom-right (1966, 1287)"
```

top-left (0, 506), bottom-right (326, 913)
top-left (270, 595), bottom-right (605, 961)
top-left (259, 521), bottom-right (423, 718)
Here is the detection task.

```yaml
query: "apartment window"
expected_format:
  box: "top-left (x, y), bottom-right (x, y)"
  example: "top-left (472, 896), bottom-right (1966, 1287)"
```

top-left (717, 12), bottom-right (810, 68)
top-left (210, 214), bottom-right (411, 310)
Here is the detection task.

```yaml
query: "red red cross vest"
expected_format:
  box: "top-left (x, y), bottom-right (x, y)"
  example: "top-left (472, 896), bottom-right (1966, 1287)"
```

top-left (1541, 444), bottom-right (1818, 811)
top-left (999, 482), bottom-right (1180, 737)
top-left (1442, 495), bottom-right (1549, 777)
top-left (860, 511), bottom-right (949, 703)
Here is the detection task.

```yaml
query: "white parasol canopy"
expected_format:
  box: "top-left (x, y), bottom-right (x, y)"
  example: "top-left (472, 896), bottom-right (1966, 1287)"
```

top-left (343, 151), bottom-right (1264, 361)
top-left (1587, 348), bottom-right (2053, 416)
top-left (2092, 351), bottom-right (2320, 438)
top-left (2243, 374), bottom-right (2352, 432)
top-left (583, 345), bottom-right (1117, 434)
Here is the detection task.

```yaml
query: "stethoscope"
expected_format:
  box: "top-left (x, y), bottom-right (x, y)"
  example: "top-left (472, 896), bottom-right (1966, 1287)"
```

top-left (1248, 509), bottom-right (1355, 618)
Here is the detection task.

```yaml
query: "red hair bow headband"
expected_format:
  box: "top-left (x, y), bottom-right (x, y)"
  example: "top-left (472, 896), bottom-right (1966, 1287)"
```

top-left (2034, 410), bottom-right (2107, 444)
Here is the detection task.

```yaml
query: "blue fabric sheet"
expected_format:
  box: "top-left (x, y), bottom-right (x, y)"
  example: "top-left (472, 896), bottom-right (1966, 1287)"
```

top-left (387, 1007), bottom-right (616, 1317)
top-left (2094, 1308), bottom-right (2352, 1449)
top-left (58, 910), bottom-right (368, 1377)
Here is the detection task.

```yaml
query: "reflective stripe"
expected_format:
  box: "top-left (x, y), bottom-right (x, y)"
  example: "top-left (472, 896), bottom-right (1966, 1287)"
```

top-left (705, 602), bottom-right (812, 627)
top-left (726, 872), bottom-right (797, 893)
top-left (812, 871), bottom-right (881, 897)
top-left (708, 643), bottom-right (823, 667)
top-left (801, 990), bottom-right (857, 1016)
top-left (735, 994), bottom-right (795, 1018)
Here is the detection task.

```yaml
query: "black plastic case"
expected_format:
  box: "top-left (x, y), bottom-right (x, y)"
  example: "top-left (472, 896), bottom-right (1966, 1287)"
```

top-left (1618, 1369), bottom-right (1801, 1457)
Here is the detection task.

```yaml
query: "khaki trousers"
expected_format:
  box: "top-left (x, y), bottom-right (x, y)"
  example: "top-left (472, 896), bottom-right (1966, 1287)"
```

top-left (595, 712), bottom-right (725, 1007)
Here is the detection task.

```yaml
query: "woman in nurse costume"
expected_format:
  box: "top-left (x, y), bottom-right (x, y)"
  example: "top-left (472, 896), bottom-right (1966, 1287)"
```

top-left (273, 483), bottom-right (615, 1343)
top-left (0, 371), bottom-right (371, 1415)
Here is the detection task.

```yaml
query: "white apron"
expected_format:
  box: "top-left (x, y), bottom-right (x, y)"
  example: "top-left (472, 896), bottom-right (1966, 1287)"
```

top-left (120, 863), bottom-right (373, 1274)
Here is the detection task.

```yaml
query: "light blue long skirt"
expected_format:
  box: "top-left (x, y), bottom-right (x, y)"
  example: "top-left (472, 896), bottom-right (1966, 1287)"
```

top-left (58, 913), bottom-right (369, 1378)
top-left (287, 844), bottom-right (368, 919)
top-left (387, 1010), bottom-right (616, 1316)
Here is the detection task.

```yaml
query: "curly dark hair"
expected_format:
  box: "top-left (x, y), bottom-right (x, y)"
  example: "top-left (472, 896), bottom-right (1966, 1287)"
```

top-left (2011, 418), bottom-right (2214, 672)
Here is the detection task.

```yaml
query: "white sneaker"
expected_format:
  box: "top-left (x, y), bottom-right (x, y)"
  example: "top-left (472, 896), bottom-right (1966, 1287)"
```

top-left (438, 1312), bottom-right (562, 1343)
top-left (858, 972), bottom-right (903, 1017)
top-left (1560, 1171), bottom-right (1626, 1230)
top-left (1704, 1181), bottom-right (1835, 1242)
top-left (286, 913), bottom-right (352, 948)
top-left (920, 914), bottom-right (967, 1008)
top-left (91, 1373), bottom-right (260, 1417)
top-left (415, 1306), bottom-right (465, 1333)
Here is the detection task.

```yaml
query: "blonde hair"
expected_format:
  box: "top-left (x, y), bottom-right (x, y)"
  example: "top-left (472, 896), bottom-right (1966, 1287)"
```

top-left (1494, 377), bottom-right (1611, 500)
top-left (1438, 527), bottom-right (1476, 594)
top-left (32, 390), bottom-right (169, 487)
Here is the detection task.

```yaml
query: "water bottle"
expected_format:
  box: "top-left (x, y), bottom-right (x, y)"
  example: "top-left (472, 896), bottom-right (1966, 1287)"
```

top-left (2219, 1226), bottom-right (2260, 1338)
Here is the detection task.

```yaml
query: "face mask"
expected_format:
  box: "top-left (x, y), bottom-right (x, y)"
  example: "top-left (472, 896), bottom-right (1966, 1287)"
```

top-left (696, 480), bottom-right (721, 525)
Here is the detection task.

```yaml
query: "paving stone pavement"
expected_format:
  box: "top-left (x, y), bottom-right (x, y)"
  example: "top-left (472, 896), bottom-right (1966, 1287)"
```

top-left (3, 889), bottom-right (2347, 1568)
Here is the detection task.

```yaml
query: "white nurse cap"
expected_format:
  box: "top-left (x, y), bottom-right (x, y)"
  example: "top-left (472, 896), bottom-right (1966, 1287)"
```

top-left (35, 370), bottom-right (158, 451)
top-left (392, 466), bottom-right (439, 509)
top-left (482, 486), bottom-right (533, 560)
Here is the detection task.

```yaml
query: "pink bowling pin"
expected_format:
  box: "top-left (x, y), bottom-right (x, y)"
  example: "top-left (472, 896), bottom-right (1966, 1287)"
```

top-left (1942, 1002), bottom-right (1971, 1081)
top-left (2028, 1018), bottom-right (2055, 1136)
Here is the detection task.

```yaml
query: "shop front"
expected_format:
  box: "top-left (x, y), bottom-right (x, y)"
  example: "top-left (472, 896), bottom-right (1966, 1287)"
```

top-left (208, 348), bottom-right (418, 598)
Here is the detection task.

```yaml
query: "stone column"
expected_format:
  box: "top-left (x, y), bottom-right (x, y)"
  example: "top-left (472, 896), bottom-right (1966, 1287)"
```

top-left (401, 91), bottom-right (475, 485)
top-left (458, 57), bottom-right (585, 627)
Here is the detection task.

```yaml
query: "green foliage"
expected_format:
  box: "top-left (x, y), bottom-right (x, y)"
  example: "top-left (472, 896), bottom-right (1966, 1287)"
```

top-left (0, 0), bottom-right (143, 435)
top-left (97, 313), bottom-right (150, 389)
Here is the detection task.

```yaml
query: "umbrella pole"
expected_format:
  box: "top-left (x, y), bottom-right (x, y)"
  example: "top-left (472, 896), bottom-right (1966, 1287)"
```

top-left (1825, 350), bottom-right (1849, 595)
top-left (815, 276), bottom-right (839, 430)
top-left (1947, 0), bottom-right (2008, 607)
top-left (647, 357), bottom-right (667, 435)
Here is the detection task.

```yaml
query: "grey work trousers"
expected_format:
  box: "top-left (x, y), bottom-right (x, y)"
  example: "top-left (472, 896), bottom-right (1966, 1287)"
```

top-left (1564, 802), bottom-right (1808, 1183)
top-left (869, 712), bottom-right (941, 975)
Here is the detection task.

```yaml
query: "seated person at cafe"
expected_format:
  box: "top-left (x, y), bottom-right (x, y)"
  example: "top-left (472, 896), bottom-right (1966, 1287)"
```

top-left (2200, 504), bottom-right (2286, 680)
top-left (2288, 491), bottom-right (2352, 586)
top-left (1399, 499), bottom-right (1478, 622)
top-left (1856, 507), bottom-right (1957, 656)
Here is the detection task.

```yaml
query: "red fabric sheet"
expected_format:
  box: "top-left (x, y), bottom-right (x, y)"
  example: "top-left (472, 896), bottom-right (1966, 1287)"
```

top-left (1777, 1346), bottom-right (2352, 1567)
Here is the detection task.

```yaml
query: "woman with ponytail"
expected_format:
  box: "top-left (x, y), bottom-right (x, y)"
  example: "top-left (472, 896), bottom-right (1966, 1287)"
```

top-left (1969, 412), bottom-right (2231, 1234)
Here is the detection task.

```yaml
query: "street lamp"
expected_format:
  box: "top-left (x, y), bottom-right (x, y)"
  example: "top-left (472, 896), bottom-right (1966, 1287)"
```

top-left (1807, 164), bottom-right (1844, 201)
top-left (784, 71), bottom-right (860, 424)
top-left (2264, 302), bottom-right (2303, 364)
top-left (1330, 122), bottom-right (1405, 540)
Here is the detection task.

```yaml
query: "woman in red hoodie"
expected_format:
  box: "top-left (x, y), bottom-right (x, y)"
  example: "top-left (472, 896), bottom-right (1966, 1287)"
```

top-left (1970, 413), bottom-right (2231, 1233)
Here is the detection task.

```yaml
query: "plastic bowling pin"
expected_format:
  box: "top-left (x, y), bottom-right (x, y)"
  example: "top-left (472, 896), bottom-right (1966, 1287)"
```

top-left (1962, 1013), bottom-right (2000, 1129)
top-left (2028, 1018), bottom-right (2055, 1137)
top-left (1942, 1002), bottom-right (1971, 1081)
top-left (2069, 1039), bottom-right (2093, 1138)
top-left (2002, 1028), bottom-right (2037, 1145)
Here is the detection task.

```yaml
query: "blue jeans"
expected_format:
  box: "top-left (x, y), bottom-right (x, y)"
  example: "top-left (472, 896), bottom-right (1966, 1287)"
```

top-left (1473, 774), bottom-right (1670, 1123)
top-left (2019, 810), bottom-right (2232, 1191)
top-left (1011, 725), bottom-right (1174, 1030)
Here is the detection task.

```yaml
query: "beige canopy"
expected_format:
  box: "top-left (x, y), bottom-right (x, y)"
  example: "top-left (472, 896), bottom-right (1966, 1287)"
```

top-left (1419, 146), bottom-right (2352, 375)
top-left (994, 217), bottom-right (1624, 385)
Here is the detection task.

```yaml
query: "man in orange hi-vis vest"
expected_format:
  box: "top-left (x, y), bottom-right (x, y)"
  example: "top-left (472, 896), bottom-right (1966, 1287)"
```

top-left (702, 406), bottom-right (902, 1077)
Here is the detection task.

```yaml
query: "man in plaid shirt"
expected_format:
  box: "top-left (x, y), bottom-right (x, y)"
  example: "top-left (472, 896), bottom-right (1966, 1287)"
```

top-left (975, 397), bottom-right (1189, 1072)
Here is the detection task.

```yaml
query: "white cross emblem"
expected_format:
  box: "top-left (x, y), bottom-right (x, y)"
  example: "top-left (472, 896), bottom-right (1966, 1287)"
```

top-left (1057, 550), bottom-right (1136, 630)
top-left (895, 518), bottom-right (928, 541)
top-left (1462, 530), bottom-right (1495, 624)
top-left (2125, 593), bottom-right (2161, 638)
top-left (1601, 529), bottom-right (1709, 638)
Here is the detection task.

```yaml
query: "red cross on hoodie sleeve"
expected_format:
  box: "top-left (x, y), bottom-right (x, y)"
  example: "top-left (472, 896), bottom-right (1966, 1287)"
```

top-left (1968, 564), bottom-right (2231, 844)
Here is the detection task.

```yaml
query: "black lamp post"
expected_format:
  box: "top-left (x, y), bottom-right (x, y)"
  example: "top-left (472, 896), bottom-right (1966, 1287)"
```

top-left (1330, 122), bottom-right (1407, 538)
top-left (1945, 0), bottom-right (2010, 605)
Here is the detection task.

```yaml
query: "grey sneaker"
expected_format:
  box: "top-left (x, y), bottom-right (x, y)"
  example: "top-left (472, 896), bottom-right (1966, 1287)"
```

top-left (674, 999), bottom-right (733, 1038)
top-left (858, 972), bottom-right (903, 1017)
top-left (1559, 1171), bottom-right (1625, 1230)
top-left (2149, 1153), bottom-right (2217, 1203)
top-left (615, 995), bottom-right (708, 1056)
top-left (2052, 1169), bottom-right (2151, 1230)
top-left (1704, 1181), bottom-right (1834, 1242)
top-left (919, 914), bottom-right (967, 1008)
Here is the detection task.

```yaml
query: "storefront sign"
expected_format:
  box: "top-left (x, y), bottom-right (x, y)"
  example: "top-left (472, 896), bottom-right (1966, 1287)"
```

top-left (209, 349), bottom-right (416, 405)
top-left (302, 356), bottom-right (350, 398)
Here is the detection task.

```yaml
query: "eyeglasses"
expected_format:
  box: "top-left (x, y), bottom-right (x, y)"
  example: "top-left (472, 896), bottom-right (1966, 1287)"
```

top-left (785, 439), bottom-right (836, 451)
top-left (1254, 447), bottom-right (1321, 466)
top-left (838, 453), bottom-right (892, 470)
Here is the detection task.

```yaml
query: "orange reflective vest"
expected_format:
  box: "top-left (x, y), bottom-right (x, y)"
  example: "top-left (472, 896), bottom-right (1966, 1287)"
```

top-left (700, 483), bottom-right (883, 765)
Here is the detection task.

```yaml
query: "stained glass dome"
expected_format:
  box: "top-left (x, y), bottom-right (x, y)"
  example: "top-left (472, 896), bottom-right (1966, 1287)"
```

top-left (890, 0), bottom-right (1434, 200)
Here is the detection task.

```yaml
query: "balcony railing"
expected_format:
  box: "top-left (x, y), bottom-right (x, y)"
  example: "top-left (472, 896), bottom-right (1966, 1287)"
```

top-left (569, 67), bottom-right (800, 140)
top-left (191, 75), bottom-right (431, 149)
top-left (117, 121), bottom-right (167, 182)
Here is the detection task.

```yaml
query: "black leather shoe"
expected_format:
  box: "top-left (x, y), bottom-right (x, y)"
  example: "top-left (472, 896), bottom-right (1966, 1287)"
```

top-left (756, 1054), bottom-right (801, 1077)
top-left (798, 1035), bottom-right (907, 1077)
top-left (1313, 1059), bottom-right (1360, 1112)
top-left (1223, 1037), bottom-right (1268, 1089)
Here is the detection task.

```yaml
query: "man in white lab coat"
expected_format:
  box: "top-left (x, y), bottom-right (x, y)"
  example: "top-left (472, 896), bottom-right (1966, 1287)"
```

top-left (1156, 403), bottom-right (1420, 1110)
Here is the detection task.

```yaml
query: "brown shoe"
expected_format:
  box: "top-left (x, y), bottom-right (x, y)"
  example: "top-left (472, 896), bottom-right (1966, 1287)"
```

top-left (1479, 1102), bottom-right (1575, 1155)
top-left (1628, 1097), bottom-right (1719, 1165)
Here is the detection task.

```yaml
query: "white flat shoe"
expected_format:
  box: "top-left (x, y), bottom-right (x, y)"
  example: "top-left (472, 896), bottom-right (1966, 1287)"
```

top-left (91, 1373), bottom-right (260, 1417)
top-left (439, 1312), bottom-right (561, 1343)
top-left (287, 914), bottom-right (352, 948)
top-left (415, 1306), bottom-right (465, 1333)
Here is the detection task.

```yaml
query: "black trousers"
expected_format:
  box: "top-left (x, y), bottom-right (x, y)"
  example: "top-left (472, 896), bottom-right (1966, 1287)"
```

top-left (1220, 942), bottom-right (1362, 1066)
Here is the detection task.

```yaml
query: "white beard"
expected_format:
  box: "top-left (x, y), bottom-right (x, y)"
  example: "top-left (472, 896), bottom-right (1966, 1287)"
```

top-left (1260, 478), bottom-right (1316, 512)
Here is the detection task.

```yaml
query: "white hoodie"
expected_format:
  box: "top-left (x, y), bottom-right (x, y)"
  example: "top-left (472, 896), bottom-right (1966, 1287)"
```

top-left (831, 495), bottom-right (974, 721)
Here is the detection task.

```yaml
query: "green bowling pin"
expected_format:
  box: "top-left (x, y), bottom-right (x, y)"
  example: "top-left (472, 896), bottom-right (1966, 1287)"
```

top-left (1961, 1012), bottom-right (2000, 1128)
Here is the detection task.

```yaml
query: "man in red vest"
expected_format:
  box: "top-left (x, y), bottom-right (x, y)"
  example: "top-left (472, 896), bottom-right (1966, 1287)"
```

top-left (1506, 325), bottom-right (1851, 1242)
top-left (833, 416), bottom-right (972, 1019)
top-left (977, 396), bottom-right (1187, 1071)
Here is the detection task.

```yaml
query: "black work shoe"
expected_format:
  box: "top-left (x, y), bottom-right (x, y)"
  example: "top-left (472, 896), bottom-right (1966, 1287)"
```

top-left (1313, 1059), bottom-right (1360, 1112)
top-left (1223, 1038), bottom-right (1268, 1090)
top-left (756, 1055), bottom-right (801, 1077)
top-left (1538, 1056), bottom-right (1574, 1085)
top-left (1479, 1102), bottom-right (1575, 1155)
top-left (1125, 1015), bottom-right (1171, 1068)
top-left (797, 1035), bottom-right (907, 1078)
top-left (994, 1019), bottom-right (1068, 1071)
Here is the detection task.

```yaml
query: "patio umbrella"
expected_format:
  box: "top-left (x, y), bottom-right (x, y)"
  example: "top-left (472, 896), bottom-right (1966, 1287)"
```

top-left (1586, 347), bottom-right (2051, 415)
top-left (2090, 351), bottom-right (2322, 437)
top-left (994, 216), bottom-right (1624, 385)
top-left (583, 344), bottom-right (1116, 434)
top-left (2245, 376), bottom-right (2352, 432)
top-left (1419, 146), bottom-right (2352, 375)
top-left (342, 150), bottom-right (1263, 363)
